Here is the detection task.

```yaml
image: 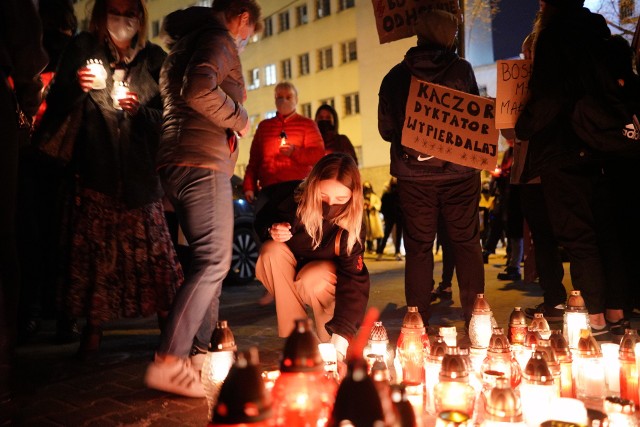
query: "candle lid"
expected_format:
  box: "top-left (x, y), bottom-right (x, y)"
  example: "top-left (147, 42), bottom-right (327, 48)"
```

top-left (566, 290), bottom-right (586, 312)
top-left (536, 339), bottom-right (560, 368)
top-left (208, 320), bottom-right (237, 352)
top-left (549, 330), bottom-right (572, 361)
top-left (509, 307), bottom-right (527, 326)
top-left (472, 294), bottom-right (492, 314)
top-left (440, 347), bottom-right (469, 380)
top-left (576, 329), bottom-right (602, 357)
top-left (430, 336), bottom-right (449, 358)
top-left (619, 329), bottom-right (640, 358)
top-left (280, 318), bottom-right (323, 372)
top-left (523, 350), bottom-right (554, 385)
top-left (524, 328), bottom-right (541, 349)
top-left (211, 348), bottom-right (272, 425)
top-left (401, 306), bottom-right (425, 329)
top-left (487, 328), bottom-right (511, 354)
top-left (368, 321), bottom-right (389, 343)
top-left (485, 377), bottom-right (523, 422)
top-left (529, 313), bottom-right (551, 336)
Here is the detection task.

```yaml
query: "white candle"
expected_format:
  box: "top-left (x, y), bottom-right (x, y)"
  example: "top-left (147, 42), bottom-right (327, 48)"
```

top-left (601, 343), bottom-right (620, 396)
top-left (86, 59), bottom-right (107, 90)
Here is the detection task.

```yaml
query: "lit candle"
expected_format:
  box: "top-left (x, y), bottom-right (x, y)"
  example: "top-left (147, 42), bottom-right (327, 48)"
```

top-left (529, 313), bottom-right (551, 340)
top-left (440, 326), bottom-right (457, 347)
top-left (425, 337), bottom-right (448, 414)
top-left (201, 320), bottom-right (236, 420)
top-left (545, 397), bottom-right (588, 427)
top-left (601, 343), bottom-right (621, 396)
top-left (434, 347), bottom-right (476, 416)
top-left (112, 81), bottom-right (129, 110)
top-left (636, 342), bottom-right (640, 407)
top-left (85, 59), bottom-right (107, 90)
top-left (573, 329), bottom-right (606, 402)
top-left (563, 290), bottom-right (589, 349)
top-left (520, 351), bottom-right (555, 427)
top-left (508, 307), bottom-right (528, 346)
top-left (469, 294), bottom-right (494, 349)
top-left (396, 306), bottom-right (429, 386)
top-left (619, 329), bottom-right (640, 407)
top-left (362, 321), bottom-right (395, 382)
top-left (549, 330), bottom-right (574, 398)
top-left (279, 130), bottom-right (287, 146)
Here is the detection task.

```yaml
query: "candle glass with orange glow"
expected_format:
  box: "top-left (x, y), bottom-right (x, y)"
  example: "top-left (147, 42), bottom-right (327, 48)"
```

top-left (396, 306), bottom-right (429, 386)
top-left (202, 320), bottom-right (237, 420)
top-left (480, 377), bottom-right (525, 427)
top-left (434, 347), bottom-right (476, 416)
top-left (270, 319), bottom-right (337, 427)
top-left (520, 350), bottom-right (555, 427)
top-left (619, 329), bottom-right (640, 407)
top-left (363, 321), bottom-right (395, 381)
top-left (529, 313), bottom-right (551, 340)
top-left (508, 307), bottom-right (528, 346)
top-left (425, 337), bottom-right (449, 414)
top-left (549, 330), bottom-right (574, 398)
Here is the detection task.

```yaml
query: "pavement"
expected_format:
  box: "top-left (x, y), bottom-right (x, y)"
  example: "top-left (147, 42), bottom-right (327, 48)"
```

top-left (5, 249), bottom-right (639, 426)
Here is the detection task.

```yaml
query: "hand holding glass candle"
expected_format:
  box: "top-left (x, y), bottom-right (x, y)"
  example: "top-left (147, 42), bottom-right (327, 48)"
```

top-left (85, 59), bottom-right (107, 90)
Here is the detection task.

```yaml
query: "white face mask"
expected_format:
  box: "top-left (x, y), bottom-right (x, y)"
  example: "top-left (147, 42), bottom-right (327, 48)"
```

top-left (235, 35), bottom-right (249, 54)
top-left (276, 98), bottom-right (296, 116)
top-left (107, 14), bottom-right (140, 43)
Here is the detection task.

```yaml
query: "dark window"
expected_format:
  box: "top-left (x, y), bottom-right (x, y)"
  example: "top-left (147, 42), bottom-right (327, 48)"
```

top-left (318, 46), bottom-right (333, 71)
top-left (281, 59), bottom-right (292, 80)
top-left (299, 53), bottom-right (310, 76)
top-left (339, 0), bottom-right (355, 10)
top-left (279, 11), bottom-right (290, 32)
top-left (263, 16), bottom-right (273, 37)
top-left (316, 0), bottom-right (331, 19)
top-left (344, 92), bottom-right (360, 116)
top-left (296, 4), bottom-right (309, 26)
top-left (341, 40), bottom-right (357, 63)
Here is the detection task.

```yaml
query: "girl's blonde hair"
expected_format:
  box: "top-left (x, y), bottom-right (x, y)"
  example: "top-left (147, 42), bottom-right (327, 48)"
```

top-left (296, 153), bottom-right (363, 255)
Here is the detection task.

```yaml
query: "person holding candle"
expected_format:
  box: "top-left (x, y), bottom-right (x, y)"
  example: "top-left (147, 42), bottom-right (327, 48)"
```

top-left (34, 0), bottom-right (182, 358)
top-left (243, 81), bottom-right (324, 306)
top-left (254, 153), bottom-right (370, 367)
top-left (377, 9), bottom-right (485, 329)
top-left (144, 0), bottom-right (262, 397)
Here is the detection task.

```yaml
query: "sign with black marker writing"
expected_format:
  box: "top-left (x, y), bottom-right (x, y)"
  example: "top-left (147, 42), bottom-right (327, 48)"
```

top-left (371, 0), bottom-right (460, 44)
top-left (495, 59), bottom-right (532, 129)
top-left (402, 77), bottom-right (499, 171)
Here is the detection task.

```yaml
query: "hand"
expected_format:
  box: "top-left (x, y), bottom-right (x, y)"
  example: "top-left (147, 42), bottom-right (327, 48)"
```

top-left (269, 222), bottom-right (292, 242)
top-left (238, 119), bottom-right (251, 137)
top-left (77, 67), bottom-right (96, 92)
top-left (245, 190), bottom-right (255, 203)
top-left (118, 91), bottom-right (140, 115)
top-left (337, 360), bottom-right (348, 381)
top-left (279, 143), bottom-right (295, 157)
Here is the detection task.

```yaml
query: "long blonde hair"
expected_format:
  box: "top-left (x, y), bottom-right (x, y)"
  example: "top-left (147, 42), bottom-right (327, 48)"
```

top-left (296, 153), bottom-right (363, 255)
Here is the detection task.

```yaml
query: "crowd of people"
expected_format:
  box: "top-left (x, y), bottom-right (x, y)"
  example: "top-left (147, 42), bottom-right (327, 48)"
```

top-left (1, 0), bottom-right (639, 406)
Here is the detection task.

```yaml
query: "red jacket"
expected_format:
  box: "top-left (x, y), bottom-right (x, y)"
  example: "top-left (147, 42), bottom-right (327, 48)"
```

top-left (243, 112), bottom-right (324, 193)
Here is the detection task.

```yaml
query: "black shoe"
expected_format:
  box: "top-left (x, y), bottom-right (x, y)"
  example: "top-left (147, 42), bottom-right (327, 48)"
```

top-left (430, 292), bottom-right (439, 303)
top-left (435, 282), bottom-right (452, 301)
top-left (606, 318), bottom-right (631, 336)
top-left (497, 268), bottom-right (521, 281)
top-left (524, 303), bottom-right (565, 322)
top-left (482, 251), bottom-right (491, 264)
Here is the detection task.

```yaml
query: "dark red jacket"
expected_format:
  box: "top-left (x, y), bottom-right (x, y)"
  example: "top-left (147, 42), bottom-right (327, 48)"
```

top-left (243, 112), bottom-right (324, 193)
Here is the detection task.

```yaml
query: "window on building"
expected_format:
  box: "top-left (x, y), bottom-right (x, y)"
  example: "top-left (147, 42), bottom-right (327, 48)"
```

top-left (620, 0), bottom-right (635, 19)
top-left (318, 46), bottom-right (333, 71)
top-left (265, 110), bottom-right (277, 119)
top-left (319, 98), bottom-right (335, 109)
top-left (344, 92), bottom-right (360, 116)
top-left (265, 64), bottom-right (277, 86)
top-left (339, 0), bottom-right (355, 10)
top-left (301, 103), bottom-right (312, 118)
top-left (296, 4), bottom-right (309, 26)
top-left (299, 53), bottom-right (310, 76)
top-left (316, 0), bottom-right (331, 19)
top-left (151, 20), bottom-right (160, 38)
top-left (341, 40), bottom-right (357, 63)
top-left (263, 16), bottom-right (273, 37)
top-left (248, 68), bottom-right (260, 90)
top-left (281, 59), bottom-right (292, 80)
top-left (279, 11), bottom-right (290, 32)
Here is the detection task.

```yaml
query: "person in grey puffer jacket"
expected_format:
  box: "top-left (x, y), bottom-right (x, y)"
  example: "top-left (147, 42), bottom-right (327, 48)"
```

top-left (146, 0), bottom-right (262, 398)
top-left (378, 10), bottom-right (484, 328)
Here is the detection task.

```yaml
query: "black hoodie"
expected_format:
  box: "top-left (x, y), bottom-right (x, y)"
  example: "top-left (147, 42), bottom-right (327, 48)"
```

top-left (378, 44), bottom-right (480, 181)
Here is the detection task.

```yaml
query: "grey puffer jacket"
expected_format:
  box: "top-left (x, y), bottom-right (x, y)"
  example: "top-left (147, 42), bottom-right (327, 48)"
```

top-left (378, 44), bottom-right (480, 181)
top-left (156, 7), bottom-right (248, 177)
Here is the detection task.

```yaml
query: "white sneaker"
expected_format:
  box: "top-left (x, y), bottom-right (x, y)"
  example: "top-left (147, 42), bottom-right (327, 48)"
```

top-left (144, 358), bottom-right (206, 398)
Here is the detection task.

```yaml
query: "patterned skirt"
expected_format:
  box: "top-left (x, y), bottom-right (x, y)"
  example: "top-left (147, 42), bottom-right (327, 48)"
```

top-left (61, 187), bottom-right (183, 324)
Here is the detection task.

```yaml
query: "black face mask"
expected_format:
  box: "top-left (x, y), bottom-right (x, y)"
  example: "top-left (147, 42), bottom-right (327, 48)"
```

top-left (317, 120), bottom-right (335, 135)
top-left (322, 201), bottom-right (347, 220)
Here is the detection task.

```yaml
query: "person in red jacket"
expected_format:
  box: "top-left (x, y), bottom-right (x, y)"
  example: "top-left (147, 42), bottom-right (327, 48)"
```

top-left (243, 81), bottom-right (325, 215)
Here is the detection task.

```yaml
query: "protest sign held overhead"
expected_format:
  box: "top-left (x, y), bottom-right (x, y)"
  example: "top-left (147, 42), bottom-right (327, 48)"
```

top-left (371, 0), bottom-right (460, 44)
top-left (402, 77), bottom-right (499, 171)
top-left (495, 59), bottom-right (531, 129)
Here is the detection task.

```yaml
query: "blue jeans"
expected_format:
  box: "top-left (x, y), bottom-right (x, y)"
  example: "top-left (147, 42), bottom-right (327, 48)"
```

top-left (158, 166), bottom-right (233, 357)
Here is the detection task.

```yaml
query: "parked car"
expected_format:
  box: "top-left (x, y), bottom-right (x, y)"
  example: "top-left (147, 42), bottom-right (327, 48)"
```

top-left (171, 175), bottom-right (260, 285)
top-left (227, 175), bottom-right (260, 285)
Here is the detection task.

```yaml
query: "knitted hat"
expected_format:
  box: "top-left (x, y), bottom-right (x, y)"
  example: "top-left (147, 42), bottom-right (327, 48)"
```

top-left (414, 10), bottom-right (458, 49)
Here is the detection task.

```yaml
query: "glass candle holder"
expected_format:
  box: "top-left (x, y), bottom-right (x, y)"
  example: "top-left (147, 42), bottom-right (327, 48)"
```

top-left (549, 330), bottom-right (574, 398)
top-left (112, 80), bottom-right (129, 110)
top-left (520, 351), bottom-right (555, 427)
top-left (425, 338), bottom-right (448, 415)
top-left (202, 320), bottom-right (237, 420)
top-left (563, 290), bottom-right (589, 349)
top-left (529, 313), bottom-right (551, 340)
top-left (440, 326), bottom-right (458, 347)
top-left (396, 306), bottom-right (429, 386)
top-left (574, 329), bottom-right (606, 402)
top-left (600, 343), bottom-right (621, 397)
top-left (619, 329), bottom-right (640, 407)
top-left (85, 59), bottom-right (107, 90)
top-left (363, 321), bottom-right (395, 382)
top-left (469, 294), bottom-right (494, 349)
top-left (434, 347), bottom-right (476, 416)
top-left (508, 307), bottom-right (528, 346)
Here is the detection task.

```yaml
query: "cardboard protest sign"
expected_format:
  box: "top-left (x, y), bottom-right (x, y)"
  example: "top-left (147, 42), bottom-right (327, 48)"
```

top-left (371, 0), bottom-right (460, 44)
top-left (402, 77), bottom-right (499, 171)
top-left (495, 59), bottom-right (532, 129)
